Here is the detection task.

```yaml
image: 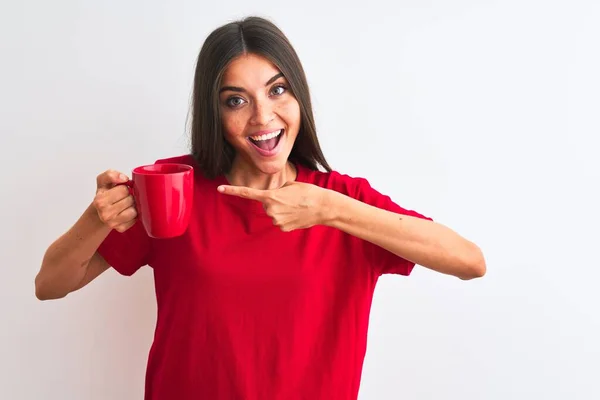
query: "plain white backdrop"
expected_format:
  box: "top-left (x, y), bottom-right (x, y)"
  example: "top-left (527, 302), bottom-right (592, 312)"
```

top-left (1, 0), bottom-right (599, 398)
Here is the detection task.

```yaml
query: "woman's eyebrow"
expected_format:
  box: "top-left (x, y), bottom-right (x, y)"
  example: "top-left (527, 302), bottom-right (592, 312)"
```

top-left (220, 73), bottom-right (284, 94)
top-left (265, 72), bottom-right (284, 86)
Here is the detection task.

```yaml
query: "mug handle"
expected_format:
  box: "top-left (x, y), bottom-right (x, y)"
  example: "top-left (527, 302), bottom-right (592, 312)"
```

top-left (118, 179), bottom-right (134, 196)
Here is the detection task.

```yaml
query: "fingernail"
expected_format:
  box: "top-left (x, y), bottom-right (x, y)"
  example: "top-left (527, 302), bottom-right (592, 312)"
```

top-left (120, 174), bottom-right (127, 181)
top-left (217, 186), bottom-right (224, 192)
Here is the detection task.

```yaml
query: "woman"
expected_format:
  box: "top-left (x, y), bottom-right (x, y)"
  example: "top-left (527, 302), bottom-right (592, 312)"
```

top-left (35, 16), bottom-right (485, 400)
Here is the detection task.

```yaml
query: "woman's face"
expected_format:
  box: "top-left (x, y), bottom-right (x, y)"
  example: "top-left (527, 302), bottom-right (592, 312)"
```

top-left (219, 53), bottom-right (301, 176)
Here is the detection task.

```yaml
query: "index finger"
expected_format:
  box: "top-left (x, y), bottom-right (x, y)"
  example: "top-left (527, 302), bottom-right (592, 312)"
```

top-left (217, 185), bottom-right (269, 201)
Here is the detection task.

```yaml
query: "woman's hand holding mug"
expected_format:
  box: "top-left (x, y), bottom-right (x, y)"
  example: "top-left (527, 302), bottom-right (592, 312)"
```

top-left (91, 164), bottom-right (194, 239)
top-left (93, 170), bottom-right (138, 233)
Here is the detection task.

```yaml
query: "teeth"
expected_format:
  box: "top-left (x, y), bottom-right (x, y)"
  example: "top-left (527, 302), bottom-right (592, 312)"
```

top-left (250, 129), bottom-right (282, 141)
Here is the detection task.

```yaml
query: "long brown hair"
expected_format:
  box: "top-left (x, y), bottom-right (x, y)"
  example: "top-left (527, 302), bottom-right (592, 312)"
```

top-left (190, 16), bottom-right (331, 179)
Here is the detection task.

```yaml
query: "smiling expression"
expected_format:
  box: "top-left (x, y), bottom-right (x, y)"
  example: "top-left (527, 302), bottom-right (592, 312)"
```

top-left (219, 53), bottom-right (301, 176)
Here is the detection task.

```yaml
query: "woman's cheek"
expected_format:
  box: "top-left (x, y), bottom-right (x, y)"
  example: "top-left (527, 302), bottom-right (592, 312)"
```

top-left (222, 114), bottom-right (244, 139)
top-left (281, 98), bottom-right (301, 119)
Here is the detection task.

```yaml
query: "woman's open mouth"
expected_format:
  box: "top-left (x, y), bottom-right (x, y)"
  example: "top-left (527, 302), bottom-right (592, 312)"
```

top-left (247, 129), bottom-right (284, 156)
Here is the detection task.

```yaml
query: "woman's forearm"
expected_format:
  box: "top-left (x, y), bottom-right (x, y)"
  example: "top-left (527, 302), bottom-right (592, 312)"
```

top-left (35, 203), bottom-right (111, 300)
top-left (322, 191), bottom-right (486, 280)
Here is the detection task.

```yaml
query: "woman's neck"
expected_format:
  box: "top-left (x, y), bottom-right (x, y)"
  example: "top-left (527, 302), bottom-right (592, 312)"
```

top-left (225, 158), bottom-right (297, 190)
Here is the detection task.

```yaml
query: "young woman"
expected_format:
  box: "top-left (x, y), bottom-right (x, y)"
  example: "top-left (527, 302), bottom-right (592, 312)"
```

top-left (35, 16), bottom-right (486, 400)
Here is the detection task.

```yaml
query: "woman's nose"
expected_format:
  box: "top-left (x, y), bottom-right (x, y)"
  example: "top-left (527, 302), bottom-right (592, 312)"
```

top-left (250, 101), bottom-right (274, 126)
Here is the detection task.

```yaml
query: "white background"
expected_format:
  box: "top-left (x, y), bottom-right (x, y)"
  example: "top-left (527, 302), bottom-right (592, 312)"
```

top-left (1, 0), bottom-right (599, 399)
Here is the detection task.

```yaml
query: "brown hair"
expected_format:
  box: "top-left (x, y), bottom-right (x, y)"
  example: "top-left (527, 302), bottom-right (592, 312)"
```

top-left (190, 16), bottom-right (331, 179)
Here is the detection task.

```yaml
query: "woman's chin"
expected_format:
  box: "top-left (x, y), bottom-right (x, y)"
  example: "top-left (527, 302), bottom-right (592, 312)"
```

top-left (253, 158), bottom-right (289, 176)
top-left (246, 146), bottom-right (293, 176)
top-left (230, 138), bottom-right (296, 178)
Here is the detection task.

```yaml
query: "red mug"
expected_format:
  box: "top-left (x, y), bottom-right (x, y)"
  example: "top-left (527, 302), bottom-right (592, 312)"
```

top-left (126, 163), bottom-right (194, 239)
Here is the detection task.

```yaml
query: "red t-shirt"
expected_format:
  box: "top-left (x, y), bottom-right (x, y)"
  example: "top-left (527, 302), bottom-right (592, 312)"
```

top-left (97, 154), bottom-right (431, 400)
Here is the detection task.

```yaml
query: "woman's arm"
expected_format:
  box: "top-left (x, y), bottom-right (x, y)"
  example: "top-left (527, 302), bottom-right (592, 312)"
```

top-left (35, 170), bottom-right (137, 300)
top-left (322, 190), bottom-right (486, 280)
top-left (35, 203), bottom-right (112, 300)
top-left (217, 181), bottom-right (486, 280)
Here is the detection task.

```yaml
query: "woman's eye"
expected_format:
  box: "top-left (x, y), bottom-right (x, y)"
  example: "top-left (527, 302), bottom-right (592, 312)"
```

top-left (226, 97), bottom-right (245, 107)
top-left (271, 85), bottom-right (287, 96)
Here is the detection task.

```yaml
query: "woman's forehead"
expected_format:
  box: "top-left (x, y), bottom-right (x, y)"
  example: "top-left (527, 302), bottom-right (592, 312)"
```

top-left (221, 54), bottom-right (282, 86)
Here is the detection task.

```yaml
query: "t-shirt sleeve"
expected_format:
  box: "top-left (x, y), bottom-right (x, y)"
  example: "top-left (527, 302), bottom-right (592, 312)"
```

top-left (97, 220), bottom-right (152, 276)
top-left (352, 177), bottom-right (433, 276)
